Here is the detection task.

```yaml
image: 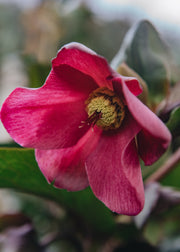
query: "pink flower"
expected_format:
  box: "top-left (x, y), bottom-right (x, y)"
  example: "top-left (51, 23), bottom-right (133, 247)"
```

top-left (0, 43), bottom-right (171, 215)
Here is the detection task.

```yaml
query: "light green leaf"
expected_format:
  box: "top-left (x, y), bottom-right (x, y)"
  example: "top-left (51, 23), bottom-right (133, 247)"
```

top-left (0, 148), bottom-right (115, 234)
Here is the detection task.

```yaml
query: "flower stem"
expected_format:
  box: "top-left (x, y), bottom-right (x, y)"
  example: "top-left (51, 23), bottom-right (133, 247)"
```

top-left (145, 148), bottom-right (180, 184)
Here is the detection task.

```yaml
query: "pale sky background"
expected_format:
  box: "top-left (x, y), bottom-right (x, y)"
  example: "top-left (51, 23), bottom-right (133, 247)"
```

top-left (0, 0), bottom-right (180, 26)
top-left (87, 0), bottom-right (180, 38)
top-left (0, 0), bottom-right (180, 29)
top-left (89, 0), bottom-right (180, 25)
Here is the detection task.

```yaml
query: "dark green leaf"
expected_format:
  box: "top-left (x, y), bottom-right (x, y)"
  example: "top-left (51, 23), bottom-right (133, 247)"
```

top-left (157, 83), bottom-right (180, 123)
top-left (166, 106), bottom-right (180, 137)
top-left (0, 148), bottom-right (115, 235)
top-left (24, 56), bottom-right (51, 88)
top-left (161, 162), bottom-right (180, 189)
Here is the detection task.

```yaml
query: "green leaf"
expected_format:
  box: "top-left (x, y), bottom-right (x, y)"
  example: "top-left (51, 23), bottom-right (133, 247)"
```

top-left (166, 106), bottom-right (180, 137)
top-left (157, 83), bottom-right (180, 123)
top-left (111, 20), bottom-right (170, 101)
top-left (24, 56), bottom-right (51, 88)
top-left (161, 162), bottom-right (180, 189)
top-left (0, 148), bottom-right (115, 235)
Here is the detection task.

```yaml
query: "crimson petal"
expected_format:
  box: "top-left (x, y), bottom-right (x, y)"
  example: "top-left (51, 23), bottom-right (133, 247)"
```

top-left (52, 42), bottom-right (114, 89)
top-left (35, 127), bottom-right (102, 191)
top-left (45, 64), bottom-right (98, 97)
top-left (112, 75), bottom-right (143, 97)
top-left (85, 113), bottom-right (144, 215)
top-left (121, 80), bottom-right (171, 165)
top-left (1, 87), bottom-right (89, 149)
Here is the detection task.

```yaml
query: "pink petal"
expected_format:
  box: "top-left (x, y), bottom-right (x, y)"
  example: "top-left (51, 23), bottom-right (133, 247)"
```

top-left (86, 113), bottom-right (144, 215)
top-left (112, 75), bottom-right (143, 97)
top-left (52, 42), bottom-right (114, 89)
top-left (137, 130), bottom-right (170, 165)
top-left (1, 55), bottom-right (101, 149)
top-left (35, 127), bottom-right (102, 191)
top-left (121, 80), bottom-right (171, 165)
top-left (1, 87), bottom-right (89, 149)
top-left (45, 63), bottom-right (98, 97)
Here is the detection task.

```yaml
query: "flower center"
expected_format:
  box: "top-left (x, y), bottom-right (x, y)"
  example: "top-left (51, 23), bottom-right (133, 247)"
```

top-left (85, 87), bottom-right (125, 130)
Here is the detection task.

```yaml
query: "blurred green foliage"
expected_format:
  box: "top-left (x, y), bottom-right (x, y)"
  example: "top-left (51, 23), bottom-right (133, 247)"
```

top-left (0, 148), bottom-right (115, 236)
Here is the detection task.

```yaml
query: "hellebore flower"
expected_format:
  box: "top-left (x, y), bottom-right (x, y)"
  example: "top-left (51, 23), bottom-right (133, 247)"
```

top-left (0, 43), bottom-right (171, 215)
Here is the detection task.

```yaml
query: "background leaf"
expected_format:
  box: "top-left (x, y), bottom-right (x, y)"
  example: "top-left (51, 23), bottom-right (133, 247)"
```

top-left (161, 162), bottom-right (180, 189)
top-left (166, 106), bottom-right (180, 137)
top-left (0, 148), bottom-right (115, 235)
top-left (157, 82), bottom-right (180, 123)
top-left (111, 20), bottom-right (171, 102)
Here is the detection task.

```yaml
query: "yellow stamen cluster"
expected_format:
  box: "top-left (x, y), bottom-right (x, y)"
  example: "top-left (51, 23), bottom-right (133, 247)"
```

top-left (85, 87), bottom-right (125, 130)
